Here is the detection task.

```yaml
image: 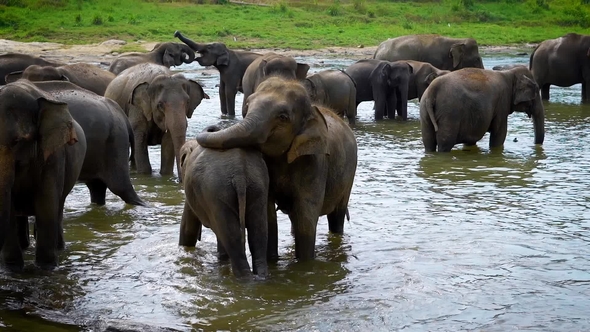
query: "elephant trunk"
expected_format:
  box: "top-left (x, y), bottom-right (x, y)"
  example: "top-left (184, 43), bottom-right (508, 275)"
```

top-left (181, 44), bottom-right (196, 64)
top-left (196, 114), bottom-right (268, 150)
top-left (0, 147), bottom-right (15, 251)
top-left (174, 31), bottom-right (205, 53)
top-left (532, 99), bottom-right (545, 145)
top-left (165, 115), bottom-right (188, 179)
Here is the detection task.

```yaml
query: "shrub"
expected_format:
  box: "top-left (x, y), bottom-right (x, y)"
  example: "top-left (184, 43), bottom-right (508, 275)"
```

top-left (92, 14), bottom-right (103, 25)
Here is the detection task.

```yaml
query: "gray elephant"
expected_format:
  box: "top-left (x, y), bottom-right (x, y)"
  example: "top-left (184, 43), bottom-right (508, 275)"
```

top-left (241, 52), bottom-right (310, 117)
top-left (179, 132), bottom-right (269, 279)
top-left (108, 42), bottom-right (195, 75)
top-left (5, 63), bottom-right (116, 95)
top-left (0, 52), bottom-right (64, 85)
top-left (345, 59), bottom-right (413, 120)
top-left (104, 63), bottom-right (209, 179)
top-left (373, 34), bottom-right (484, 71)
top-left (33, 81), bottom-right (146, 207)
top-left (404, 60), bottom-right (450, 100)
top-left (492, 64), bottom-right (527, 71)
top-left (196, 76), bottom-right (357, 261)
top-left (0, 80), bottom-right (86, 270)
top-left (529, 33), bottom-right (590, 103)
top-left (302, 69), bottom-right (357, 125)
top-left (420, 67), bottom-right (545, 152)
top-left (174, 31), bottom-right (262, 118)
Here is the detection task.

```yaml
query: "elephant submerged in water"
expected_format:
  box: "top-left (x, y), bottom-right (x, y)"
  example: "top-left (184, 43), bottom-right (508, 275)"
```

top-left (420, 67), bottom-right (545, 152)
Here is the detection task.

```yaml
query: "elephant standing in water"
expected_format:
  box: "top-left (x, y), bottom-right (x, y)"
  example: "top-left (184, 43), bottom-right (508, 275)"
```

top-left (174, 31), bottom-right (262, 118)
top-left (345, 59), bottom-right (412, 120)
top-left (404, 60), bottom-right (450, 101)
top-left (108, 42), bottom-right (195, 75)
top-left (5, 63), bottom-right (116, 95)
top-left (302, 69), bottom-right (357, 125)
top-left (104, 63), bottom-right (209, 179)
top-left (373, 34), bottom-right (484, 71)
top-left (529, 33), bottom-right (590, 103)
top-left (420, 67), bottom-right (545, 152)
top-left (197, 77), bottom-right (357, 261)
top-left (0, 80), bottom-right (86, 270)
top-left (0, 53), bottom-right (64, 85)
top-left (179, 133), bottom-right (269, 280)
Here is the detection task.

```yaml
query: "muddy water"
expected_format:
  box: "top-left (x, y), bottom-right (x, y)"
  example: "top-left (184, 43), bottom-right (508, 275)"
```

top-left (1, 53), bottom-right (590, 331)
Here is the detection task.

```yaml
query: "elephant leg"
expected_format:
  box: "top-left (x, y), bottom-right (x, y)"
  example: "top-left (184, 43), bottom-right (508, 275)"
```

top-left (225, 84), bottom-right (239, 119)
top-left (86, 179), bottom-right (107, 205)
top-left (57, 201), bottom-right (65, 250)
top-left (347, 94), bottom-right (357, 126)
top-left (219, 80), bottom-right (228, 115)
top-left (327, 197), bottom-right (350, 234)
top-left (421, 122), bottom-right (437, 152)
top-left (582, 81), bottom-right (589, 104)
top-left (17, 216), bottom-right (30, 250)
top-left (396, 87), bottom-right (408, 121)
top-left (386, 92), bottom-right (397, 119)
top-left (489, 118), bottom-right (508, 149)
top-left (541, 84), bottom-right (550, 101)
top-left (216, 238), bottom-right (229, 261)
top-left (246, 195), bottom-right (268, 277)
top-left (160, 131), bottom-right (175, 176)
top-left (2, 208), bottom-right (24, 270)
top-left (372, 85), bottom-right (386, 121)
top-left (34, 174), bottom-right (62, 269)
top-left (213, 208), bottom-right (252, 278)
top-left (267, 195), bottom-right (279, 262)
top-left (179, 202), bottom-right (201, 247)
top-left (133, 127), bottom-right (152, 175)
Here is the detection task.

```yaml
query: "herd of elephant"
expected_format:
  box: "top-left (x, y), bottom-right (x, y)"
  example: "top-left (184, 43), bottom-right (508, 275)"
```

top-left (0, 30), bottom-right (587, 279)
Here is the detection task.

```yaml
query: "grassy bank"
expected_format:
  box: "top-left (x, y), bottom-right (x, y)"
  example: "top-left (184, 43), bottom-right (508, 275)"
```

top-left (0, 0), bottom-right (589, 50)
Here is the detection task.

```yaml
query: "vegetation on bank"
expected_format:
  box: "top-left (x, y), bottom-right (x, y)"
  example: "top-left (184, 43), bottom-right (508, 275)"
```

top-left (0, 0), bottom-right (589, 50)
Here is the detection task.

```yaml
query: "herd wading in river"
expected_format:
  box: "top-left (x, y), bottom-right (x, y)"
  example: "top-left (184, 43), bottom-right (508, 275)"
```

top-left (0, 31), bottom-right (588, 279)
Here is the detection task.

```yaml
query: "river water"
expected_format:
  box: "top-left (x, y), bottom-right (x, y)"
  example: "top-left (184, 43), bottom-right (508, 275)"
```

top-left (1, 52), bottom-right (589, 331)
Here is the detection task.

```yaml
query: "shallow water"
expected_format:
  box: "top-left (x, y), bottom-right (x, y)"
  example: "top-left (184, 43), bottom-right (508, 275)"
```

top-left (1, 52), bottom-right (590, 331)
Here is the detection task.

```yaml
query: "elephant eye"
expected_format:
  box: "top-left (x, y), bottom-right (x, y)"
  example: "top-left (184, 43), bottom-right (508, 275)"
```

top-left (157, 102), bottom-right (164, 110)
top-left (277, 112), bottom-right (289, 122)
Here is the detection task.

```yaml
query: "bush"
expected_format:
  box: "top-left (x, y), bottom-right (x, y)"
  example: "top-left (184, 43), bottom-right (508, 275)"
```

top-left (92, 14), bottom-right (103, 25)
top-left (353, 0), bottom-right (367, 14)
top-left (0, 0), bottom-right (25, 7)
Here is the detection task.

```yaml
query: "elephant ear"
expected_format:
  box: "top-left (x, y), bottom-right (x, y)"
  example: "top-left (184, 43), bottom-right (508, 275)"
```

top-left (378, 63), bottom-right (392, 86)
top-left (304, 78), bottom-right (317, 100)
top-left (163, 49), bottom-right (175, 67)
top-left (5, 71), bottom-right (23, 83)
top-left (131, 82), bottom-right (153, 121)
top-left (296, 63), bottom-right (310, 80)
top-left (287, 105), bottom-right (329, 164)
top-left (216, 49), bottom-right (230, 66)
top-left (37, 97), bottom-right (78, 161)
top-left (406, 62), bottom-right (414, 74)
top-left (424, 72), bottom-right (440, 86)
top-left (513, 74), bottom-right (538, 105)
top-left (449, 43), bottom-right (465, 69)
top-left (186, 79), bottom-right (209, 118)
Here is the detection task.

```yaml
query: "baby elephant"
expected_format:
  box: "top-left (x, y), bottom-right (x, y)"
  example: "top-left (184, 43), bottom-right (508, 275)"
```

top-left (179, 129), bottom-right (269, 280)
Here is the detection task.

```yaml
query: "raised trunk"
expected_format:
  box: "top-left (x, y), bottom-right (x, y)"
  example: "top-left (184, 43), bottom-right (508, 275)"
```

top-left (180, 45), bottom-right (196, 64)
top-left (532, 99), bottom-right (545, 144)
top-left (174, 31), bottom-right (205, 53)
top-left (196, 115), bottom-right (266, 150)
top-left (0, 148), bottom-right (15, 251)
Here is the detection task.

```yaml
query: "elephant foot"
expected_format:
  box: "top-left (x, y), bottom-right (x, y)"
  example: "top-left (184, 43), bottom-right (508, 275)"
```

top-left (2, 251), bottom-right (24, 271)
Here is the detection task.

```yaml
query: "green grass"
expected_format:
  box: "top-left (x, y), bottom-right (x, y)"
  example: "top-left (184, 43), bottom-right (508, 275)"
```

top-left (0, 0), bottom-right (589, 50)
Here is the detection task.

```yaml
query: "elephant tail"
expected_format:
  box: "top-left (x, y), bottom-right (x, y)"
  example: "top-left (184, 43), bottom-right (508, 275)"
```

top-left (234, 178), bottom-right (247, 249)
top-left (422, 95), bottom-right (439, 132)
top-left (529, 44), bottom-right (540, 70)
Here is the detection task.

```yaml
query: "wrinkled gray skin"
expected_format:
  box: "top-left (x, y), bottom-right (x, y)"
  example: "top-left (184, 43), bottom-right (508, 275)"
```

top-left (179, 132), bottom-right (269, 280)
top-left (345, 59), bottom-right (412, 120)
top-left (108, 42), bottom-right (195, 75)
top-left (373, 34), bottom-right (484, 71)
top-left (104, 63), bottom-right (209, 179)
top-left (196, 77), bottom-right (358, 261)
top-left (174, 31), bottom-right (262, 118)
top-left (241, 52), bottom-right (310, 118)
top-left (0, 80), bottom-right (86, 270)
top-left (0, 53), bottom-right (64, 85)
top-left (302, 69), bottom-right (357, 125)
top-left (33, 81), bottom-right (146, 207)
top-left (420, 67), bottom-right (545, 152)
top-left (404, 60), bottom-right (450, 101)
top-left (529, 33), bottom-right (590, 103)
top-left (5, 63), bottom-right (116, 96)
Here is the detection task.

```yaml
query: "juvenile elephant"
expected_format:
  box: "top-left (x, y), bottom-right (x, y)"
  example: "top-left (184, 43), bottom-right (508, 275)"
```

top-left (108, 42), bottom-right (195, 75)
top-left (33, 81), bottom-right (146, 207)
top-left (0, 80), bottom-right (86, 270)
top-left (174, 31), bottom-right (262, 118)
top-left (345, 59), bottom-right (413, 120)
top-left (404, 60), bottom-right (450, 100)
top-left (104, 63), bottom-right (209, 179)
top-left (0, 53), bottom-right (64, 85)
top-left (529, 33), bottom-right (590, 103)
top-left (241, 52), bottom-right (310, 117)
top-left (420, 67), bottom-right (545, 152)
top-left (5, 63), bottom-right (116, 95)
top-left (373, 34), bottom-right (484, 71)
top-left (179, 134), bottom-right (269, 279)
top-left (302, 69), bottom-right (357, 125)
top-left (196, 76), bottom-right (358, 261)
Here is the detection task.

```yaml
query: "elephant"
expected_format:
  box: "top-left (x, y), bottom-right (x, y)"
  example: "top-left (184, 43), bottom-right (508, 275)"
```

top-left (196, 76), bottom-right (358, 261)
top-left (104, 63), bottom-right (209, 179)
top-left (241, 52), bottom-right (310, 117)
top-left (0, 80), bottom-right (86, 270)
top-left (529, 33), bottom-right (590, 103)
top-left (302, 69), bottom-right (357, 125)
top-left (32, 81), bottom-right (147, 207)
top-left (174, 31), bottom-right (262, 118)
top-left (345, 59), bottom-right (413, 120)
top-left (373, 34), bottom-right (484, 71)
top-left (404, 60), bottom-right (450, 101)
top-left (420, 67), bottom-right (545, 152)
top-left (108, 42), bottom-right (195, 75)
top-left (5, 63), bottom-right (116, 96)
top-left (0, 52), bottom-right (64, 85)
top-left (492, 64), bottom-right (527, 71)
top-left (179, 131), bottom-right (269, 279)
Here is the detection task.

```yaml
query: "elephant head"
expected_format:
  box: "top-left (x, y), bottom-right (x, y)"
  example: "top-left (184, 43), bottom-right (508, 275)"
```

top-left (5, 65), bottom-right (68, 84)
top-left (174, 31), bottom-right (231, 67)
top-left (130, 74), bottom-right (209, 177)
top-left (449, 39), bottom-right (484, 70)
top-left (509, 67), bottom-right (545, 145)
top-left (260, 53), bottom-right (310, 81)
top-left (0, 81), bottom-right (79, 250)
top-left (196, 76), bottom-right (328, 163)
top-left (152, 42), bottom-right (196, 66)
